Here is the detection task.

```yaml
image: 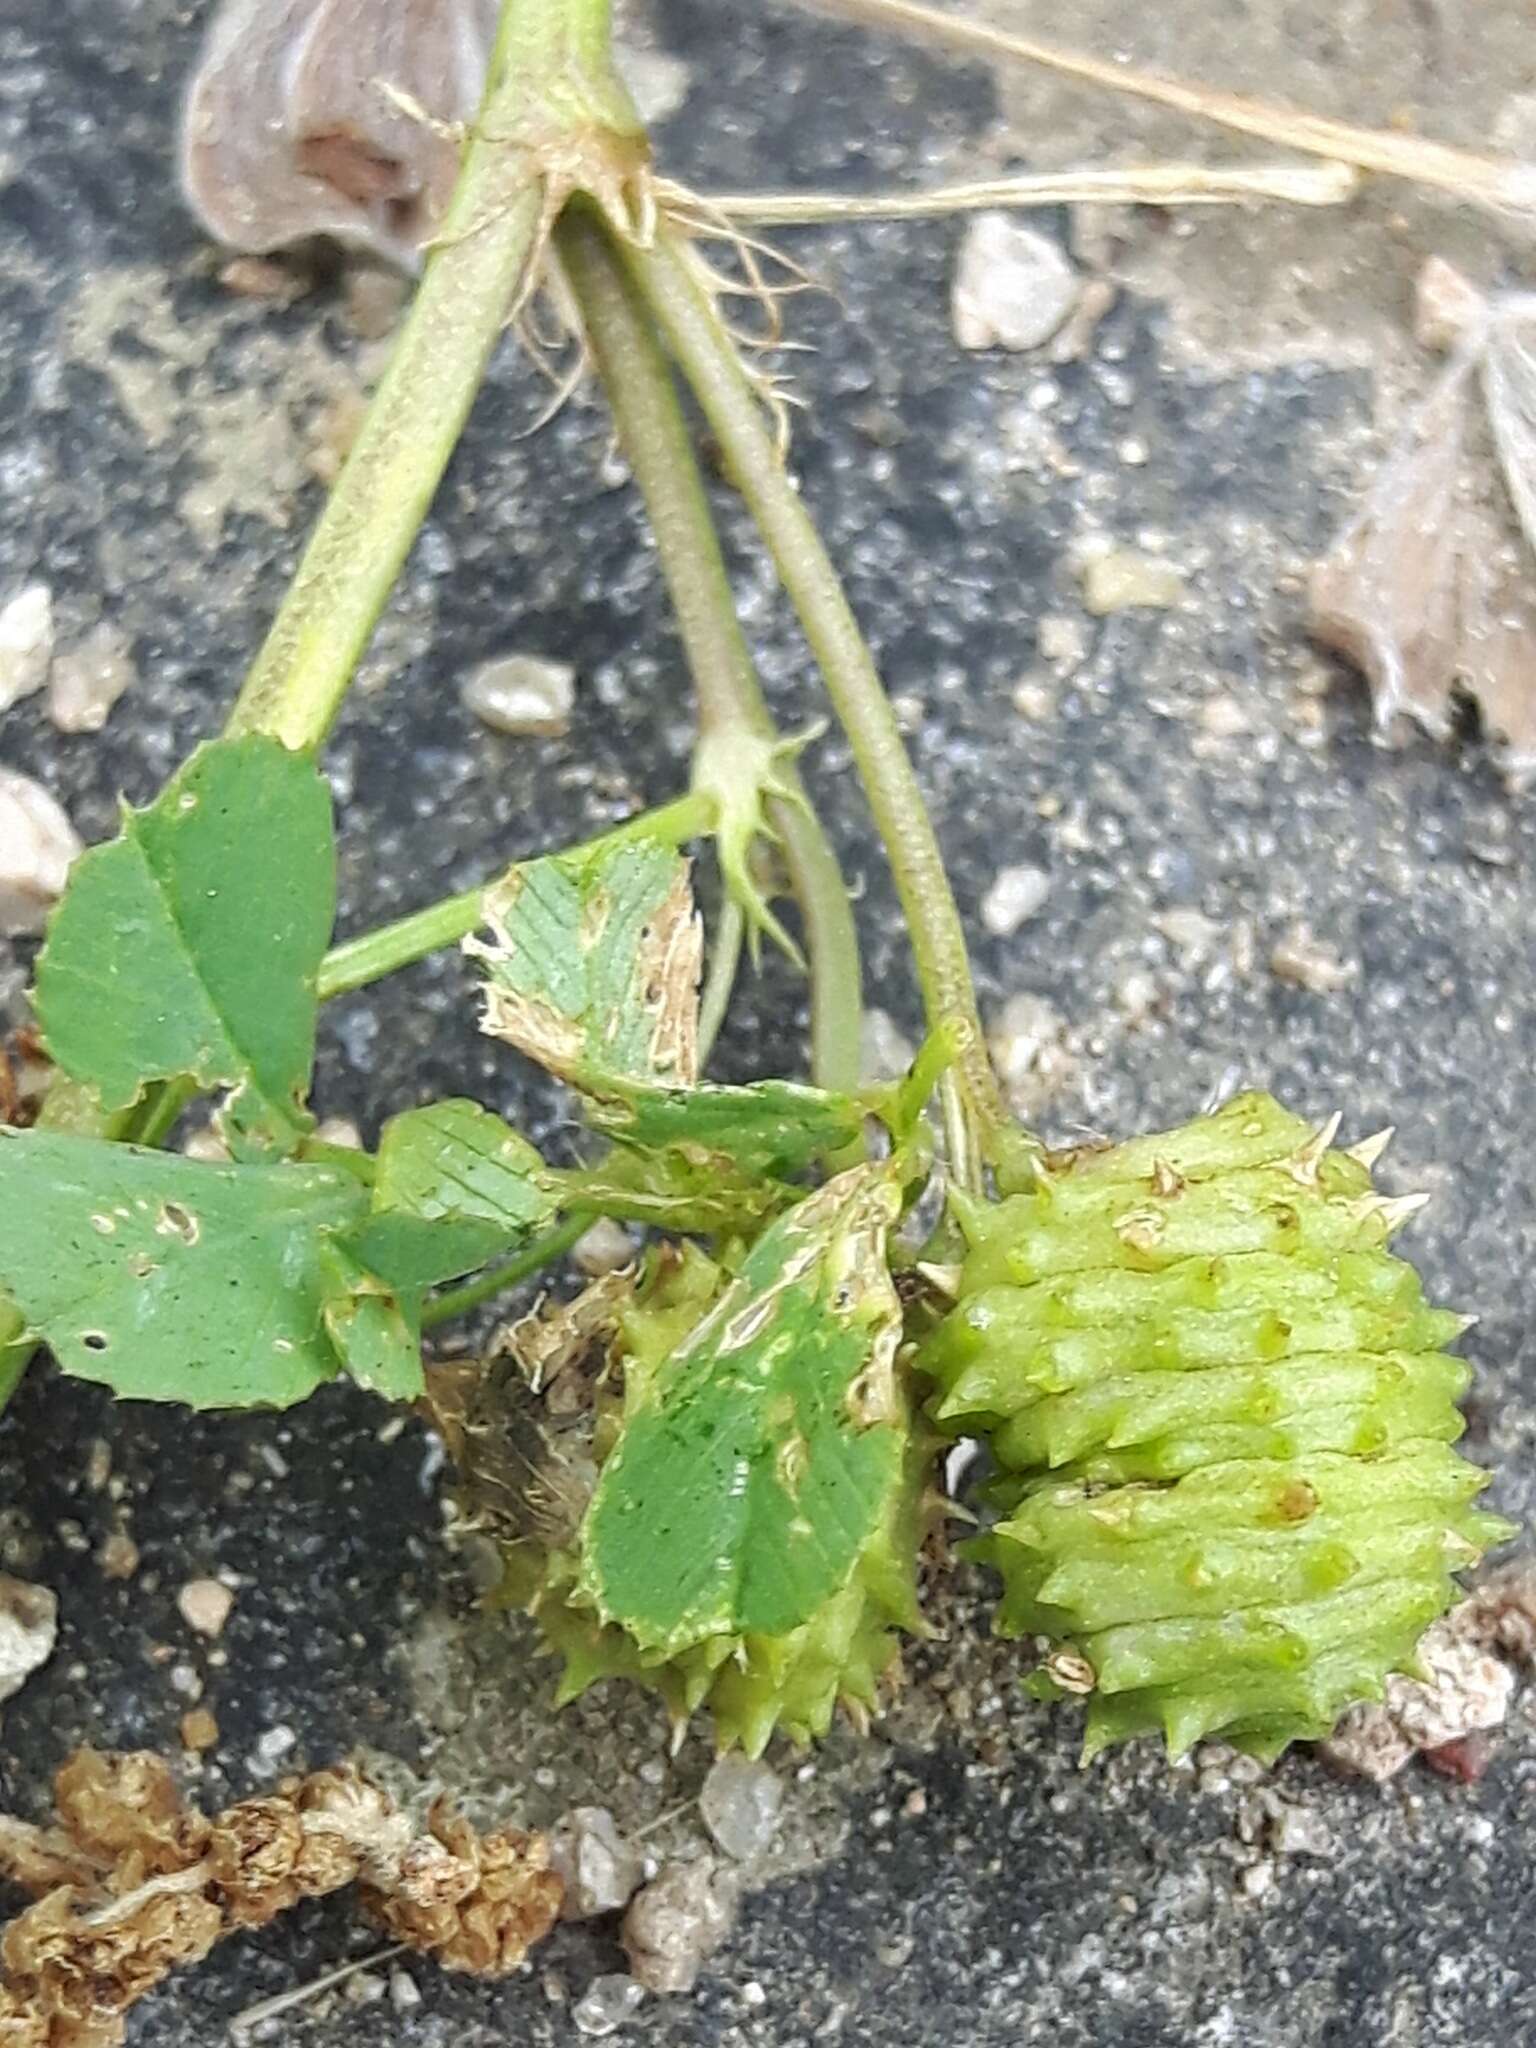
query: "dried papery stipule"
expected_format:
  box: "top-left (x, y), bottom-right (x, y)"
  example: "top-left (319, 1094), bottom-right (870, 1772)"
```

top-left (1481, 297), bottom-right (1536, 572)
top-left (1310, 289), bottom-right (1536, 785)
top-left (180, 0), bottom-right (500, 269)
top-left (1454, 509), bottom-right (1536, 788)
top-left (1308, 350), bottom-right (1475, 746)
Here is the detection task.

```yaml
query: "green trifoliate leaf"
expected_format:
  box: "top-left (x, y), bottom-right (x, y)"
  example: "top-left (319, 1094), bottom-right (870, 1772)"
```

top-left (0, 1127), bottom-right (367, 1408)
top-left (347, 1098), bottom-right (557, 1291)
top-left (34, 737), bottom-right (334, 1154)
top-left (466, 837), bottom-right (701, 1092)
top-left (578, 1161), bottom-right (907, 1655)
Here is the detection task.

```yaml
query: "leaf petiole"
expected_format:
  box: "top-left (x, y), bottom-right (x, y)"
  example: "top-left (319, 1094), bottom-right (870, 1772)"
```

top-left (316, 790), bottom-right (712, 1002)
top-left (418, 1216), bottom-right (590, 1329)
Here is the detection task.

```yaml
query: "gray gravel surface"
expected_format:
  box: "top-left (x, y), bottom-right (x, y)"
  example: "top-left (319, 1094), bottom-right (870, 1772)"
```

top-left (1, 0), bottom-right (1535, 2042)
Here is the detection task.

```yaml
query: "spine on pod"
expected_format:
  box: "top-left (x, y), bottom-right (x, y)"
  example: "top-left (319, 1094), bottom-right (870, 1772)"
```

top-left (484, 1213), bottom-right (936, 1759)
top-left (918, 1091), bottom-right (1513, 1761)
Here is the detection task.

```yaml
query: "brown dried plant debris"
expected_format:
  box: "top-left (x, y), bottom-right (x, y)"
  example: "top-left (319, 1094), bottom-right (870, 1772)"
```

top-left (423, 1268), bottom-right (632, 1551)
top-left (180, 0), bottom-right (501, 269)
top-left (1310, 279), bottom-right (1536, 789)
top-left (0, 1028), bottom-right (49, 1131)
top-left (0, 1751), bottom-right (561, 2047)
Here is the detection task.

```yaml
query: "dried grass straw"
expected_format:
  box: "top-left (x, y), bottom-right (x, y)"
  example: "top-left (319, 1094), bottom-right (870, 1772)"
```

top-left (803, 0), bottom-right (1536, 219)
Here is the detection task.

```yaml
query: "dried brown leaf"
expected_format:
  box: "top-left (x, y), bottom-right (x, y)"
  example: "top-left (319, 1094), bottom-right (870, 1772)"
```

top-left (1309, 363), bottom-right (1471, 742)
top-left (361, 1806), bottom-right (562, 1975)
top-left (50, 1755), bottom-right (207, 1886)
top-left (0, 1751), bottom-right (563, 2039)
top-left (1, 1883), bottom-right (221, 2033)
top-left (0, 1821), bottom-right (102, 1899)
top-left (206, 1798), bottom-right (358, 1929)
top-left (1483, 304), bottom-right (1536, 573)
top-left (0, 1986), bottom-right (46, 2048)
top-left (179, 0), bottom-right (499, 267)
top-left (1456, 526), bottom-right (1536, 788)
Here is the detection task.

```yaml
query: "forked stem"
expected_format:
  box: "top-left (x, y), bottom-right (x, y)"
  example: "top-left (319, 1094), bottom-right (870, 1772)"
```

top-left (555, 203), bottom-right (862, 1093)
top-left (619, 227), bottom-right (1003, 1180)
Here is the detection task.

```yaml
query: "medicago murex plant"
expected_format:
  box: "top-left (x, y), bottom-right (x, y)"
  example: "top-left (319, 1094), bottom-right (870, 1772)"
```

top-left (0, 0), bottom-right (1512, 1764)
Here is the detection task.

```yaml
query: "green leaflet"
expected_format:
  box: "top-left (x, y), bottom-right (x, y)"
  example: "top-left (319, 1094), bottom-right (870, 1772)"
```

top-left (466, 835), bottom-right (868, 1200)
top-left (34, 736), bottom-right (335, 1154)
top-left (319, 1245), bottom-right (425, 1401)
top-left (0, 1127), bottom-right (367, 1408)
top-left (586, 1076), bottom-right (864, 1181)
top-left (466, 837), bottom-right (701, 1091)
top-left (347, 1098), bottom-right (557, 1291)
top-left (578, 1161), bottom-right (907, 1655)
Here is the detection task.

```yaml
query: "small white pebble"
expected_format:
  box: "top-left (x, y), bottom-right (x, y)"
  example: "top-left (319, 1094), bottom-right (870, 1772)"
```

top-left (1153, 908), bottom-right (1222, 957)
top-left (462, 653), bottom-right (575, 737)
top-left (168, 1661), bottom-right (202, 1701)
top-left (699, 1753), bottom-right (783, 1863)
top-left (549, 1807), bottom-right (645, 1919)
top-left (951, 215), bottom-right (1080, 352)
top-left (1080, 549), bottom-right (1186, 616)
top-left (987, 993), bottom-right (1076, 1119)
top-left (0, 586), bottom-right (54, 711)
top-left (742, 1982), bottom-right (767, 2010)
top-left (313, 1115), bottom-right (363, 1150)
top-left (1114, 968), bottom-right (1160, 1021)
top-left (1198, 693), bottom-right (1251, 739)
top-left (0, 768), bottom-right (81, 935)
top-left (1269, 924), bottom-right (1356, 994)
top-left (859, 1006), bottom-right (915, 1085)
top-left (389, 1969), bottom-right (421, 2014)
top-left (1036, 614), bottom-right (1087, 669)
top-left (47, 625), bottom-right (136, 734)
top-left (572, 1973), bottom-right (646, 2037)
top-left (1239, 1860), bottom-right (1275, 1900)
top-left (177, 1578), bottom-right (235, 1638)
top-left (252, 1723), bottom-right (297, 1771)
top-left (981, 864), bottom-right (1051, 938)
top-left (0, 1577), bottom-right (57, 1705)
top-left (181, 1126), bottom-right (231, 1164)
top-left (614, 40), bottom-right (692, 123)
top-left (572, 1217), bottom-right (634, 1277)
top-left (1011, 678), bottom-right (1056, 722)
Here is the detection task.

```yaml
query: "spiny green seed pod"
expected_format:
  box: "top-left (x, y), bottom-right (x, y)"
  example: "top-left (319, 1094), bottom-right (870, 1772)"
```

top-left (495, 1170), bottom-right (937, 1757)
top-left (512, 1428), bottom-right (932, 1757)
top-left (918, 1091), bottom-right (1513, 1761)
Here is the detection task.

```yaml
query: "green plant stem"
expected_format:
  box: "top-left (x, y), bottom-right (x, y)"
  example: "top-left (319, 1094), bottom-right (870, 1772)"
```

top-left (620, 229), bottom-right (1002, 1181)
top-left (318, 789), bottom-right (710, 1001)
top-left (225, 0), bottom-right (605, 752)
top-left (697, 897), bottom-right (745, 1067)
top-left (554, 204), bottom-right (862, 1094)
top-left (420, 1216), bottom-right (590, 1329)
top-left (498, 0), bottom-right (617, 75)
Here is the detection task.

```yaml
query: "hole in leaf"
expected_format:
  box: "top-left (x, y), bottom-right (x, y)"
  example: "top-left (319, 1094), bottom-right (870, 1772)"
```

top-left (80, 1331), bottom-right (110, 1353)
top-left (155, 1201), bottom-right (201, 1246)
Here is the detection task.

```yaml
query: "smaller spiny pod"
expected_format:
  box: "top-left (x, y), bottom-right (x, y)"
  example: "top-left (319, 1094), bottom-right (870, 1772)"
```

top-left (485, 1166), bottom-right (938, 1757)
top-left (918, 1091), bottom-right (1513, 1761)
